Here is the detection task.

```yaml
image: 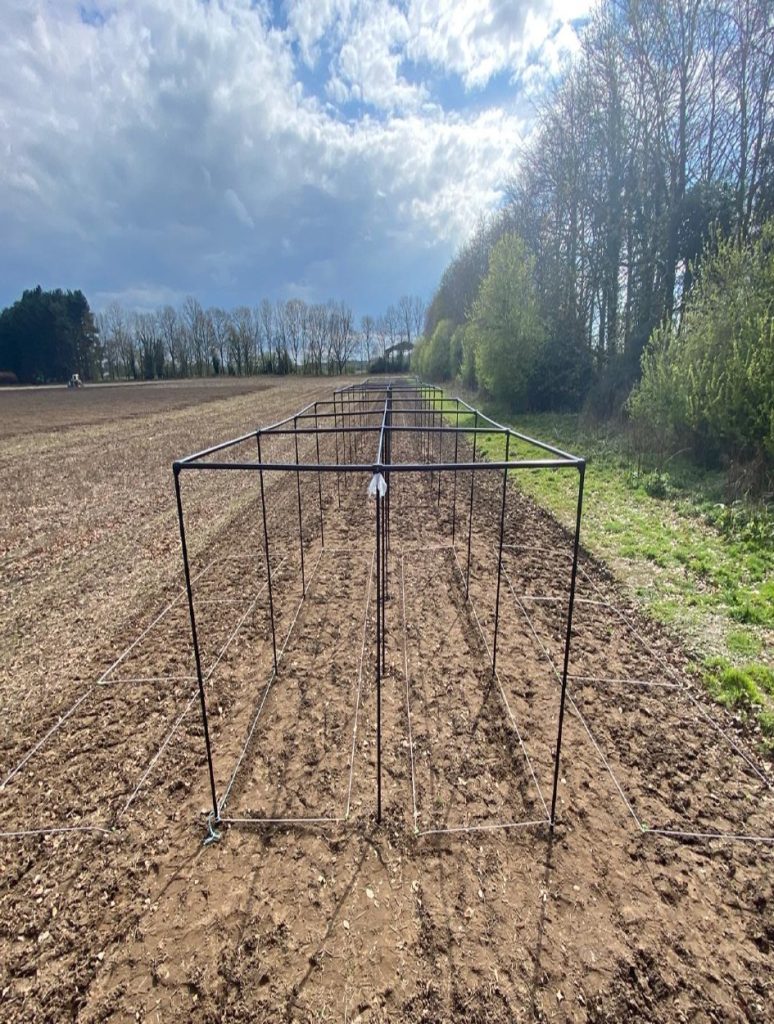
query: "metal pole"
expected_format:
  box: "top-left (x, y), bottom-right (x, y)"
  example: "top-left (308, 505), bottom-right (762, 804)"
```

top-left (375, 478), bottom-right (382, 823)
top-left (465, 412), bottom-right (478, 597)
top-left (334, 391), bottom-right (341, 509)
top-left (314, 404), bottom-right (325, 547)
top-left (294, 416), bottom-right (306, 594)
top-left (452, 402), bottom-right (459, 544)
top-left (382, 386), bottom-right (391, 676)
top-left (492, 434), bottom-right (510, 673)
top-left (347, 388), bottom-right (353, 465)
top-left (436, 388), bottom-right (442, 504)
top-left (256, 432), bottom-right (278, 673)
top-left (550, 463), bottom-right (586, 829)
top-left (174, 466), bottom-right (219, 822)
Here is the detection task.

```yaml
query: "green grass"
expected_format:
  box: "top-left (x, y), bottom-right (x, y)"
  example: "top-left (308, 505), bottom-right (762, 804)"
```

top-left (703, 659), bottom-right (774, 749)
top-left (427, 389), bottom-right (774, 752)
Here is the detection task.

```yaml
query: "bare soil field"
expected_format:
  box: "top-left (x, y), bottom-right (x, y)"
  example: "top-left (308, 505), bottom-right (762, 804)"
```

top-left (1, 378), bottom-right (773, 1023)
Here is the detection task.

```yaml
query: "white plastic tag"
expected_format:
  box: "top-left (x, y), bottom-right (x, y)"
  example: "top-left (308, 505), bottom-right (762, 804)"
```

top-left (368, 473), bottom-right (387, 498)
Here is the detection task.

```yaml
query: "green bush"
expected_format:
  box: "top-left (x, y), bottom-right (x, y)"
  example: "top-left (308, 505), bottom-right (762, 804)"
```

top-left (629, 222), bottom-right (774, 477)
top-left (643, 471), bottom-right (671, 499)
top-left (469, 233), bottom-right (544, 408)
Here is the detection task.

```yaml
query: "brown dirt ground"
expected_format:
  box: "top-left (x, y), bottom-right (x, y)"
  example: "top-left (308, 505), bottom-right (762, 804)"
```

top-left (1, 380), bottom-right (773, 1023)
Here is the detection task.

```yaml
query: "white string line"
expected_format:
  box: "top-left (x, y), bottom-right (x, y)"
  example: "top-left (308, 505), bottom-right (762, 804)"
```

top-left (503, 583), bottom-right (679, 690)
top-left (90, 560), bottom-right (287, 815)
top-left (394, 542), bottom-right (455, 554)
top-left (119, 690), bottom-right (199, 816)
top-left (97, 552), bottom-right (221, 685)
top-left (576, 563), bottom-right (773, 791)
top-left (569, 674), bottom-right (680, 690)
top-left (0, 825), bottom-right (113, 840)
top-left (0, 425), bottom-right (325, 824)
top-left (316, 545), bottom-right (376, 556)
top-left (344, 552), bottom-right (376, 820)
top-left (501, 543), bottom-right (573, 557)
top-left (102, 675), bottom-right (197, 685)
top-left (503, 565), bottom-right (774, 844)
top-left (195, 554), bottom-right (266, 578)
top-left (418, 817), bottom-right (550, 838)
top-left (503, 545), bottom-right (772, 794)
top-left (399, 553), bottom-right (419, 833)
top-left (94, 560), bottom-right (288, 815)
top-left (1, 554), bottom-right (225, 787)
top-left (217, 547), bottom-right (326, 817)
top-left (1, 689), bottom-right (93, 790)
top-left (644, 827), bottom-right (774, 845)
top-left (514, 594), bottom-right (610, 608)
top-left (501, 565), bottom-right (643, 829)
top-left (219, 815), bottom-right (344, 827)
top-left (450, 546), bottom-right (551, 824)
top-left (202, 562), bottom-right (283, 683)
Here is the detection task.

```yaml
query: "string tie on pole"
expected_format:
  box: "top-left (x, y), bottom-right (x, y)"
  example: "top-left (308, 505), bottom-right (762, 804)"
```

top-left (368, 473), bottom-right (387, 498)
top-left (203, 811), bottom-right (222, 847)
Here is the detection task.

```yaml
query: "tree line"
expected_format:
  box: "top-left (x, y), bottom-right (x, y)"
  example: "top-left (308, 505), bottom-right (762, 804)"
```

top-left (0, 290), bottom-right (426, 384)
top-left (0, 287), bottom-right (100, 385)
top-left (419, 0), bottom-right (773, 461)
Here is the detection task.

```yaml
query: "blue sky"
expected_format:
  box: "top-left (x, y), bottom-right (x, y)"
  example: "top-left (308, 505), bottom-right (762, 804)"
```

top-left (0, 0), bottom-right (590, 318)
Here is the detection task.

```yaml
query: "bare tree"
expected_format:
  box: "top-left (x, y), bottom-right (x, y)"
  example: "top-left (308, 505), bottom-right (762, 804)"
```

top-left (158, 305), bottom-right (185, 377)
top-left (360, 314), bottom-right (375, 367)
top-left (133, 311), bottom-right (164, 379)
top-left (257, 300), bottom-right (275, 371)
top-left (306, 304), bottom-right (328, 374)
top-left (327, 301), bottom-right (354, 374)
top-left (285, 298), bottom-right (306, 371)
top-left (209, 307), bottom-right (231, 375)
top-left (102, 302), bottom-right (136, 379)
top-left (182, 296), bottom-right (208, 376)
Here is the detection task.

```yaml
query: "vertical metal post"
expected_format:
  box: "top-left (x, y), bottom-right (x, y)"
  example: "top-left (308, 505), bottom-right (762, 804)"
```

top-left (452, 402), bottom-right (459, 544)
top-left (174, 465), bottom-right (219, 823)
top-left (314, 404), bottom-right (325, 548)
top-left (436, 389), bottom-right (443, 504)
top-left (347, 389), bottom-right (353, 465)
top-left (294, 416), bottom-right (306, 594)
top-left (375, 477), bottom-right (382, 824)
top-left (256, 432), bottom-right (278, 673)
top-left (382, 387), bottom-right (391, 676)
top-left (550, 463), bottom-right (586, 829)
top-left (492, 434), bottom-right (510, 673)
top-left (334, 391), bottom-right (342, 509)
top-left (465, 412), bottom-right (478, 597)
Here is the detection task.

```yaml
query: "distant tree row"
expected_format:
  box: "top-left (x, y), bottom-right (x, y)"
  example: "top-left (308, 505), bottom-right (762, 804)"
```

top-left (97, 294), bottom-right (424, 381)
top-left (0, 290), bottom-right (426, 384)
top-left (423, 0), bottom-right (773, 418)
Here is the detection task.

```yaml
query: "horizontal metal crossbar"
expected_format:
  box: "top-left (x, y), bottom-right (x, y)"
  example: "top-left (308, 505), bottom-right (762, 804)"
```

top-left (176, 458), bottom-right (581, 473)
top-left (175, 378), bottom-right (584, 467)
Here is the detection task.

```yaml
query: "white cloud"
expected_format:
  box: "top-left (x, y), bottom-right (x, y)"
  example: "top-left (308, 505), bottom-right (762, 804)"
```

top-left (285, 0), bottom-right (589, 109)
top-left (0, 0), bottom-right (586, 313)
top-left (284, 0), bottom-right (354, 65)
top-left (92, 283), bottom-right (186, 312)
top-left (406, 0), bottom-right (587, 89)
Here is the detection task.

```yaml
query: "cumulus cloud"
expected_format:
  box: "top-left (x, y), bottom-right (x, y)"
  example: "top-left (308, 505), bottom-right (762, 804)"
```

top-left (0, 0), bottom-right (589, 313)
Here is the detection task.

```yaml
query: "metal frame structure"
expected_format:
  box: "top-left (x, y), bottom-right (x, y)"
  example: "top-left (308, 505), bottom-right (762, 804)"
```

top-left (3, 380), bottom-right (772, 846)
top-left (173, 378), bottom-right (586, 841)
